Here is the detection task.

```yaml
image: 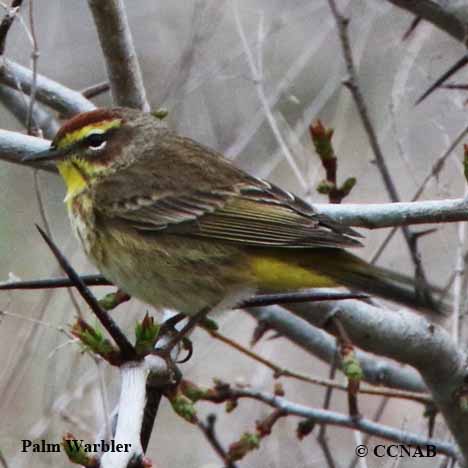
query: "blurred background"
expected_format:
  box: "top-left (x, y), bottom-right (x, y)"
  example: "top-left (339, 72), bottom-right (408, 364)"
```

top-left (0, 0), bottom-right (467, 466)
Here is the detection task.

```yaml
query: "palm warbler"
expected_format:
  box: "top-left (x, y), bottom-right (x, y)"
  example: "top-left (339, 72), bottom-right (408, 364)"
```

top-left (25, 108), bottom-right (440, 315)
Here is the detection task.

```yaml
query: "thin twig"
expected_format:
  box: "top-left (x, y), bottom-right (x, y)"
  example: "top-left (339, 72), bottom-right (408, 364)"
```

top-left (416, 53), bottom-right (468, 105)
top-left (385, 0), bottom-right (468, 44)
top-left (326, 0), bottom-right (432, 302)
top-left (35, 225), bottom-right (138, 361)
top-left (25, 0), bottom-right (38, 133)
top-left (0, 450), bottom-right (9, 468)
top-left (81, 81), bottom-right (110, 99)
top-left (452, 184), bottom-right (468, 344)
top-left (195, 384), bottom-right (458, 458)
top-left (197, 414), bottom-right (238, 468)
top-left (0, 274), bottom-right (108, 290)
top-left (0, 85), bottom-right (59, 139)
top-left (285, 296), bottom-right (468, 459)
top-left (0, 275), bottom-right (367, 303)
top-left (32, 170), bottom-right (84, 320)
top-left (232, 0), bottom-right (308, 191)
top-left (371, 124), bottom-right (468, 262)
top-left (0, 0), bottom-right (23, 55)
top-left (317, 352), bottom-right (338, 468)
top-left (205, 328), bottom-right (431, 405)
top-left (348, 397), bottom-right (390, 468)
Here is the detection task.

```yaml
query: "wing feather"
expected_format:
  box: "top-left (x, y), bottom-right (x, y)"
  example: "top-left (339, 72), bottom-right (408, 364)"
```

top-left (93, 133), bottom-right (362, 248)
top-left (97, 184), bottom-right (362, 248)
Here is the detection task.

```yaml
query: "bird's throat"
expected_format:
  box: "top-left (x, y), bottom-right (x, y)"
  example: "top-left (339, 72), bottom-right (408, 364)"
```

top-left (58, 161), bottom-right (89, 208)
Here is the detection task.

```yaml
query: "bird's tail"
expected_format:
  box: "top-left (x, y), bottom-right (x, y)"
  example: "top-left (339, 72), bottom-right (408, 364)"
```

top-left (249, 247), bottom-right (447, 314)
top-left (310, 249), bottom-right (447, 315)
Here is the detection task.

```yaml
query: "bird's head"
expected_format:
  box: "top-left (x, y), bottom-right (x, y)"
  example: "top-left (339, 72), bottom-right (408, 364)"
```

top-left (24, 107), bottom-right (155, 200)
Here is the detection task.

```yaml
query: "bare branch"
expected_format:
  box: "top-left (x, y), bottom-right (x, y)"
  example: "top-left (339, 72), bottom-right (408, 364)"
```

top-left (36, 225), bottom-right (138, 361)
top-left (247, 306), bottom-right (427, 393)
top-left (0, 129), bottom-right (55, 172)
top-left (372, 124), bottom-right (468, 261)
top-left (284, 299), bottom-right (468, 462)
top-left (80, 81), bottom-right (110, 99)
top-left (99, 364), bottom-right (146, 468)
top-left (206, 327), bottom-right (431, 404)
top-left (87, 0), bottom-right (149, 111)
top-left (0, 0), bottom-right (24, 55)
top-left (195, 383), bottom-right (458, 458)
top-left (327, 0), bottom-right (433, 299)
top-left (0, 85), bottom-right (58, 139)
top-left (25, 0), bottom-right (39, 134)
top-left (0, 274), bottom-right (107, 290)
top-left (197, 414), bottom-right (238, 468)
top-left (0, 59), bottom-right (95, 116)
top-left (232, 0), bottom-right (308, 191)
top-left (315, 198), bottom-right (468, 229)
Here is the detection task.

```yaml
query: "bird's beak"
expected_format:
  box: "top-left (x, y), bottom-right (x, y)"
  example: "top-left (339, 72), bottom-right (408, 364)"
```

top-left (22, 146), bottom-right (67, 163)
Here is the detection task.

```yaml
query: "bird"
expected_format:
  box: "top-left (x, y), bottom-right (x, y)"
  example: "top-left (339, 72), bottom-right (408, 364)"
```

top-left (24, 107), bottom-right (441, 317)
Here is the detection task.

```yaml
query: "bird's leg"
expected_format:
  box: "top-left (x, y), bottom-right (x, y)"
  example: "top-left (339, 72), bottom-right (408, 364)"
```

top-left (161, 307), bottom-right (211, 355)
top-left (152, 307), bottom-right (211, 371)
top-left (158, 313), bottom-right (186, 337)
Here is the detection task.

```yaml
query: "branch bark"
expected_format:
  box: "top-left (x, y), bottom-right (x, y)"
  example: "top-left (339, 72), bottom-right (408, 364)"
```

top-left (0, 130), bottom-right (54, 172)
top-left (247, 306), bottom-right (427, 393)
top-left (210, 387), bottom-right (458, 458)
top-left (87, 0), bottom-right (149, 111)
top-left (0, 59), bottom-right (95, 116)
top-left (314, 198), bottom-right (468, 229)
top-left (0, 85), bottom-right (59, 139)
top-left (284, 300), bottom-right (468, 464)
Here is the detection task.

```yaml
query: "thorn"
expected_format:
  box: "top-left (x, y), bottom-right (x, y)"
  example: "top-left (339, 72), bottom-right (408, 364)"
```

top-left (415, 53), bottom-right (468, 105)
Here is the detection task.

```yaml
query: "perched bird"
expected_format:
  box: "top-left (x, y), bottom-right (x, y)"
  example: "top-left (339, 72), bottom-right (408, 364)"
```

top-left (25, 107), bottom-right (439, 316)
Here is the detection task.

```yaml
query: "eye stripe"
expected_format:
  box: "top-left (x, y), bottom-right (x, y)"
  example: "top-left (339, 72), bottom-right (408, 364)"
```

top-left (56, 118), bottom-right (122, 149)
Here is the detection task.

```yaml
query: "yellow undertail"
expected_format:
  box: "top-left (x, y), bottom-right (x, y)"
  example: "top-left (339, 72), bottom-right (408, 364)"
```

top-left (248, 248), bottom-right (444, 314)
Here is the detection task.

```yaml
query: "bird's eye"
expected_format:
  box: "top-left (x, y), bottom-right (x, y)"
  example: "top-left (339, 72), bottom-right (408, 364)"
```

top-left (86, 132), bottom-right (107, 151)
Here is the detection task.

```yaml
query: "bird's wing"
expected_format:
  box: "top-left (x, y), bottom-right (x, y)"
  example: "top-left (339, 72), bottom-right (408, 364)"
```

top-left (95, 179), bottom-right (362, 249)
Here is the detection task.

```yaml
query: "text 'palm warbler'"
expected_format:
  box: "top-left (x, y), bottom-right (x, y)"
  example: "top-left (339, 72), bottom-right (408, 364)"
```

top-left (26, 108), bottom-right (438, 315)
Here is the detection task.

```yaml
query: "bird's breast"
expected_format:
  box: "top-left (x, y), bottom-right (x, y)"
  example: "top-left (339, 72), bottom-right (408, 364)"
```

top-left (67, 192), bottom-right (100, 260)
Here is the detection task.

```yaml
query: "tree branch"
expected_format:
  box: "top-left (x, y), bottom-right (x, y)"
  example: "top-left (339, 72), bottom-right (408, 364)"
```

top-left (99, 364), bottom-right (146, 468)
top-left (0, 130), bottom-right (55, 172)
top-left (0, 0), bottom-right (24, 56)
top-left (36, 225), bottom-right (138, 361)
top-left (0, 59), bottom-right (95, 116)
top-left (284, 300), bottom-right (468, 463)
top-left (87, 0), bottom-right (149, 111)
top-left (3, 133), bottom-right (468, 230)
top-left (195, 383), bottom-right (458, 458)
top-left (247, 306), bottom-right (427, 393)
top-left (206, 327), bottom-right (431, 404)
top-left (314, 198), bottom-right (468, 229)
top-left (0, 85), bottom-right (59, 139)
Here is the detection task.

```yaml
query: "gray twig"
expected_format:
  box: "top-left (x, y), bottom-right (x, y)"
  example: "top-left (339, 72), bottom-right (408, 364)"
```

top-left (197, 414), bottom-right (238, 468)
top-left (207, 385), bottom-right (458, 458)
top-left (0, 0), bottom-right (23, 55)
top-left (326, 0), bottom-right (432, 300)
